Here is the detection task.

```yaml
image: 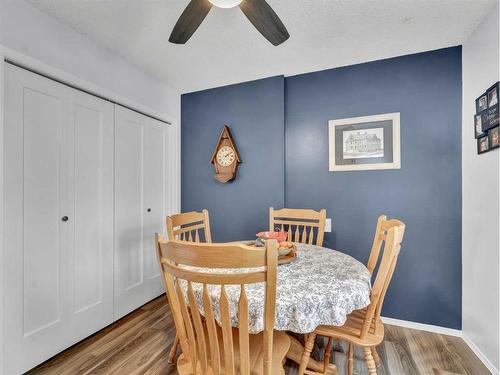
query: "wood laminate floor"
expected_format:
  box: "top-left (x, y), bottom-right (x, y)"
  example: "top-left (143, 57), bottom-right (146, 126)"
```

top-left (29, 297), bottom-right (490, 375)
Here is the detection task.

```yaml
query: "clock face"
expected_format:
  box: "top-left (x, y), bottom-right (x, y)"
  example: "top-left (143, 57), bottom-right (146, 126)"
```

top-left (216, 145), bottom-right (236, 167)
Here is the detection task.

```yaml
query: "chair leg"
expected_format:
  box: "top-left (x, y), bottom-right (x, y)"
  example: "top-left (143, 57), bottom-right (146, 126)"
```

top-left (323, 338), bottom-right (333, 374)
top-left (347, 343), bottom-right (354, 375)
top-left (298, 332), bottom-right (316, 375)
top-left (363, 347), bottom-right (377, 375)
top-left (168, 334), bottom-right (179, 364)
top-left (371, 346), bottom-right (381, 367)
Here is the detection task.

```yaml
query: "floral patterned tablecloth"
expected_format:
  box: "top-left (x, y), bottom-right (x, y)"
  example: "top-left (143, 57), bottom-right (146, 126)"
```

top-left (181, 243), bottom-right (371, 334)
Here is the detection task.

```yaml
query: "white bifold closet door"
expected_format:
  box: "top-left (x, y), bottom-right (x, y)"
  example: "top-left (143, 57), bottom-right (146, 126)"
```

top-left (114, 105), bottom-right (168, 319)
top-left (3, 64), bottom-right (114, 375)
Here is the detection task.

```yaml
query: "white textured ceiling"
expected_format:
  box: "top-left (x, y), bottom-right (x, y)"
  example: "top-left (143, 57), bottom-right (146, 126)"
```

top-left (28, 0), bottom-right (496, 93)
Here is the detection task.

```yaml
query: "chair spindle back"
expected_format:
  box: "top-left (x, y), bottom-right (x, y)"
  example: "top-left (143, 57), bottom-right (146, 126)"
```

top-left (269, 207), bottom-right (327, 246)
top-left (167, 209), bottom-right (212, 243)
top-left (156, 236), bottom-right (278, 375)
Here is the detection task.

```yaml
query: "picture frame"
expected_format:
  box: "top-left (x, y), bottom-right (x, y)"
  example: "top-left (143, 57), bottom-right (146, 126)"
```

top-left (476, 93), bottom-right (488, 113)
top-left (477, 134), bottom-right (490, 154)
top-left (475, 82), bottom-right (500, 154)
top-left (328, 112), bottom-right (401, 172)
top-left (474, 113), bottom-right (486, 138)
top-left (485, 82), bottom-right (499, 130)
top-left (487, 82), bottom-right (499, 108)
top-left (489, 126), bottom-right (499, 149)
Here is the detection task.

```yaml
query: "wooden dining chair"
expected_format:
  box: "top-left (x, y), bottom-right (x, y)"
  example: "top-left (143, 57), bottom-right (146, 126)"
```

top-left (155, 235), bottom-right (290, 375)
top-left (269, 207), bottom-right (327, 246)
top-left (165, 209), bottom-right (212, 363)
top-left (298, 217), bottom-right (405, 375)
top-left (167, 209), bottom-right (212, 243)
top-left (367, 215), bottom-right (403, 276)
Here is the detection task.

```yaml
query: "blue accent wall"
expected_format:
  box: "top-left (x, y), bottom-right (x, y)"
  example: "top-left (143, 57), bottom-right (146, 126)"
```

top-left (285, 47), bottom-right (462, 329)
top-left (181, 76), bottom-right (285, 242)
top-left (181, 47), bottom-right (462, 329)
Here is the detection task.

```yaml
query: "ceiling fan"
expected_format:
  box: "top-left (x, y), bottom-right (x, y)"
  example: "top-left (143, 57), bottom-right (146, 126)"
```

top-left (169, 0), bottom-right (289, 46)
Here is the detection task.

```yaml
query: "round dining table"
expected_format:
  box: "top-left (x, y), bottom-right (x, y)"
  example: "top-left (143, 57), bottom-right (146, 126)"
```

top-left (182, 242), bottom-right (372, 370)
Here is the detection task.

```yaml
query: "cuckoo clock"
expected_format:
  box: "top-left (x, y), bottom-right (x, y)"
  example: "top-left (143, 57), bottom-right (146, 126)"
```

top-left (210, 125), bottom-right (241, 183)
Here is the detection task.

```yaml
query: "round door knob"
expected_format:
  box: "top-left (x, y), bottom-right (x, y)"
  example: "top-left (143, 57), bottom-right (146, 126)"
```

top-left (61, 216), bottom-right (69, 222)
top-left (147, 208), bottom-right (152, 212)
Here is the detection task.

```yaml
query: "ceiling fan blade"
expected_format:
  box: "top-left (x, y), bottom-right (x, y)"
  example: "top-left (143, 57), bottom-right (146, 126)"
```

top-left (169, 0), bottom-right (212, 44)
top-left (239, 0), bottom-right (289, 46)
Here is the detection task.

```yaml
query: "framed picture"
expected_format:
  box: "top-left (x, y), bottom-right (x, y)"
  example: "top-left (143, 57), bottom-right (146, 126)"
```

top-left (485, 82), bottom-right (499, 130)
top-left (489, 126), bottom-right (499, 149)
top-left (476, 93), bottom-right (488, 113)
top-left (487, 82), bottom-right (499, 107)
top-left (474, 113), bottom-right (486, 138)
top-left (328, 112), bottom-right (401, 172)
top-left (477, 134), bottom-right (490, 154)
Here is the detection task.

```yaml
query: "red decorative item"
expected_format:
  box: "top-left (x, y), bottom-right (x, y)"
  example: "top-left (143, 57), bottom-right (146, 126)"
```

top-left (256, 231), bottom-right (288, 243)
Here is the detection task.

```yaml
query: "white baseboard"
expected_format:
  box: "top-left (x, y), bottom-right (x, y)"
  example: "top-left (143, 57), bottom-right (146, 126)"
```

top-left (381, 316), bottom-right (462, 337)
top-left (462, 333), bottom-right (499, 375)
top-left (382, 316), bottom-right (498, 374)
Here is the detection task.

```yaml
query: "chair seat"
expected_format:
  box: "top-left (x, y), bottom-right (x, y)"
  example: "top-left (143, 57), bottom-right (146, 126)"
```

top-left (314, 309), bottom-right (384, 347)
top-left (177, 330), bottom-right (290, 375)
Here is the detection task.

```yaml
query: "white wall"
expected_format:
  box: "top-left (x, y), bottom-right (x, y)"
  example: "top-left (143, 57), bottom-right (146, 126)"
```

top-left (462, 3), bottom-right (500, 373)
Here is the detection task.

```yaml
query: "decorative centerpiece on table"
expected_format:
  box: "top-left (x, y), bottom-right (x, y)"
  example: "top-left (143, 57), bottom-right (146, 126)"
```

top-left (249, 231), bottom-right (297, 264)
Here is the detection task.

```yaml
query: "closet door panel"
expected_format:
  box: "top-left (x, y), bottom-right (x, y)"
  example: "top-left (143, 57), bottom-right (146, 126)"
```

top-left (114, 106), bottom-right (146, 318)
top-left (4, 65), bottom-right (115, 374)
top-left (115, 117), bottom-right (143, 289)
top-left (23, 85), bottom-right (65, 335)
top-left (114, 106), bottom-right (167, 319)
top-left (143, 122), bottom-right (168, 281)
top-left (4, 64), bottom-right (70, 375)
top-left (66, 90), bottom-right (114, 341)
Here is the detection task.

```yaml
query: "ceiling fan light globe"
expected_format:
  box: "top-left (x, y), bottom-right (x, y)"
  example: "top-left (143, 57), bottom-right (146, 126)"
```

top-left (209, 0), bottom-right (242, 8)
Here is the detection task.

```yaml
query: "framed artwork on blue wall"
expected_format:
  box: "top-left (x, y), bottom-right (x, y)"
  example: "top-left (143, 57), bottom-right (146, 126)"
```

top-left (328, 112), bottom-right (401, 172)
